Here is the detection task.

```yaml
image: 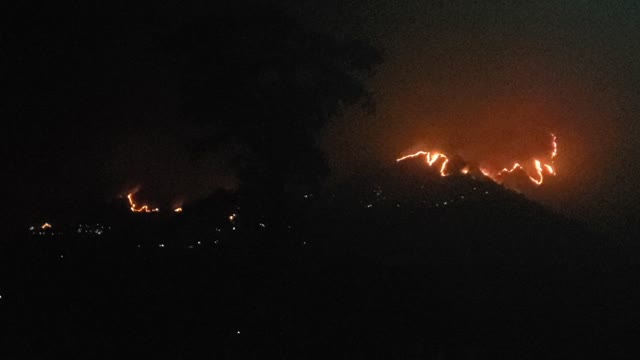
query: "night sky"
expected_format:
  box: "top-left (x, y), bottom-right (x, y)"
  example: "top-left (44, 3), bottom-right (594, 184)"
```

top-left (8, 1), bottom-right (640, 233)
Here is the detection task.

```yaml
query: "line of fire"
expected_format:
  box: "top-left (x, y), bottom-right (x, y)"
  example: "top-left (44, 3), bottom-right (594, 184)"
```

top-left (396, 133), bottom-right (558, 186)
top-left (25, 134), bottom-right (559, 258)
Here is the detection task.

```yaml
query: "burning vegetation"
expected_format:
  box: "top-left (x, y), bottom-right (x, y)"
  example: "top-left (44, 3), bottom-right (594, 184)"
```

top-left (397, 133), bottom-right (558, 187)
top-left (126, 192), bottom-right (184, 214)
top-left (126, 193), bottom-right (160, 213)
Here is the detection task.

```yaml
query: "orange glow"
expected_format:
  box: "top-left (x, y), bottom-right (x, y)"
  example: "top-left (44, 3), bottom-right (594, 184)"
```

top-left (498, 163), bottom-right (524, 175)
top-left (127, 193), bottom-right (159, 213)
top-left (426, 152), bottom-right (444, 166)
top-left (439, 158), bottom-right (449, 176)
top-left (397, 133), bottom-right (558, 187)
top-left (174, 207), bottom-right (183, 213)
top-left (396, 151), bottom-right (451, 176)
top-left (528, 160), bottom-right (544, 185)
top-left (41, 222), bottom-right (52, 229)
top-left (396, 151), bottom-right (430, 162)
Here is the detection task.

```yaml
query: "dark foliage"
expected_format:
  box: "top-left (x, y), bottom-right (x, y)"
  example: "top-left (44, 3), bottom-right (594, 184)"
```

top-left (169, 6), bottom-right (381, 196)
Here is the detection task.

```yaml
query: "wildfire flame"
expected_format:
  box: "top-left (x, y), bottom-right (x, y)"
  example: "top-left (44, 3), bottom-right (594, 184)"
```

top-left (127, 193), bottom-right (159, 213)
top-left (397, 151), bottom-right (451, 176)
top-left (397, 133), bottom-right (558, 186)
top-left (174, 207), bottom-right (183, 213)
top-left (41, 222), bottom-right (52, 229)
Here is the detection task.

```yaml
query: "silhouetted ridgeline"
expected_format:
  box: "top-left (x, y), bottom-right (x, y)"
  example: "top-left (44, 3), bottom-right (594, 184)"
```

top-left (4, 161), bottom-right (633, 359)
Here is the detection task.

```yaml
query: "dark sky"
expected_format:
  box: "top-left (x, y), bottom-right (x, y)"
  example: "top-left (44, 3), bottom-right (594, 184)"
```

top-left (8, 1), bottom-right (640, 232)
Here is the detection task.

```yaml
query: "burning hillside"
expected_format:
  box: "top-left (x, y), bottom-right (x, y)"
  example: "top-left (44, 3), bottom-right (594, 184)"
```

top-left (397, 133), bottom-right (558, 188)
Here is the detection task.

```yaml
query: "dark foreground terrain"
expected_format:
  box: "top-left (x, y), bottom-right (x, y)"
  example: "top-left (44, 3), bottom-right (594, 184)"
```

top-left (3, 172), bottom-right (637, 359)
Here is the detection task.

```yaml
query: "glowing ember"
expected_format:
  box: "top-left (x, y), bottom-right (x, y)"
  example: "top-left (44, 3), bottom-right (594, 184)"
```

top-left (174, 207), bottom-right (183, 213)
top-left (41, 222), bottom-right (52, 229)
top-left (127, 193), bottom-right (159, 213)
top-left (397, 133), bottom-right (559, 186)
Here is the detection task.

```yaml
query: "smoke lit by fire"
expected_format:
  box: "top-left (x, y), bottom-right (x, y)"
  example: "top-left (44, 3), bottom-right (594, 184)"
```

top-left (397, 133), bottom-right (558, 187)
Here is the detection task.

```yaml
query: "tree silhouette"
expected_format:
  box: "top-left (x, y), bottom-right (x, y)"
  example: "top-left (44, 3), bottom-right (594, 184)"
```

top-left (171, 6), bottom-right (381, 209)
